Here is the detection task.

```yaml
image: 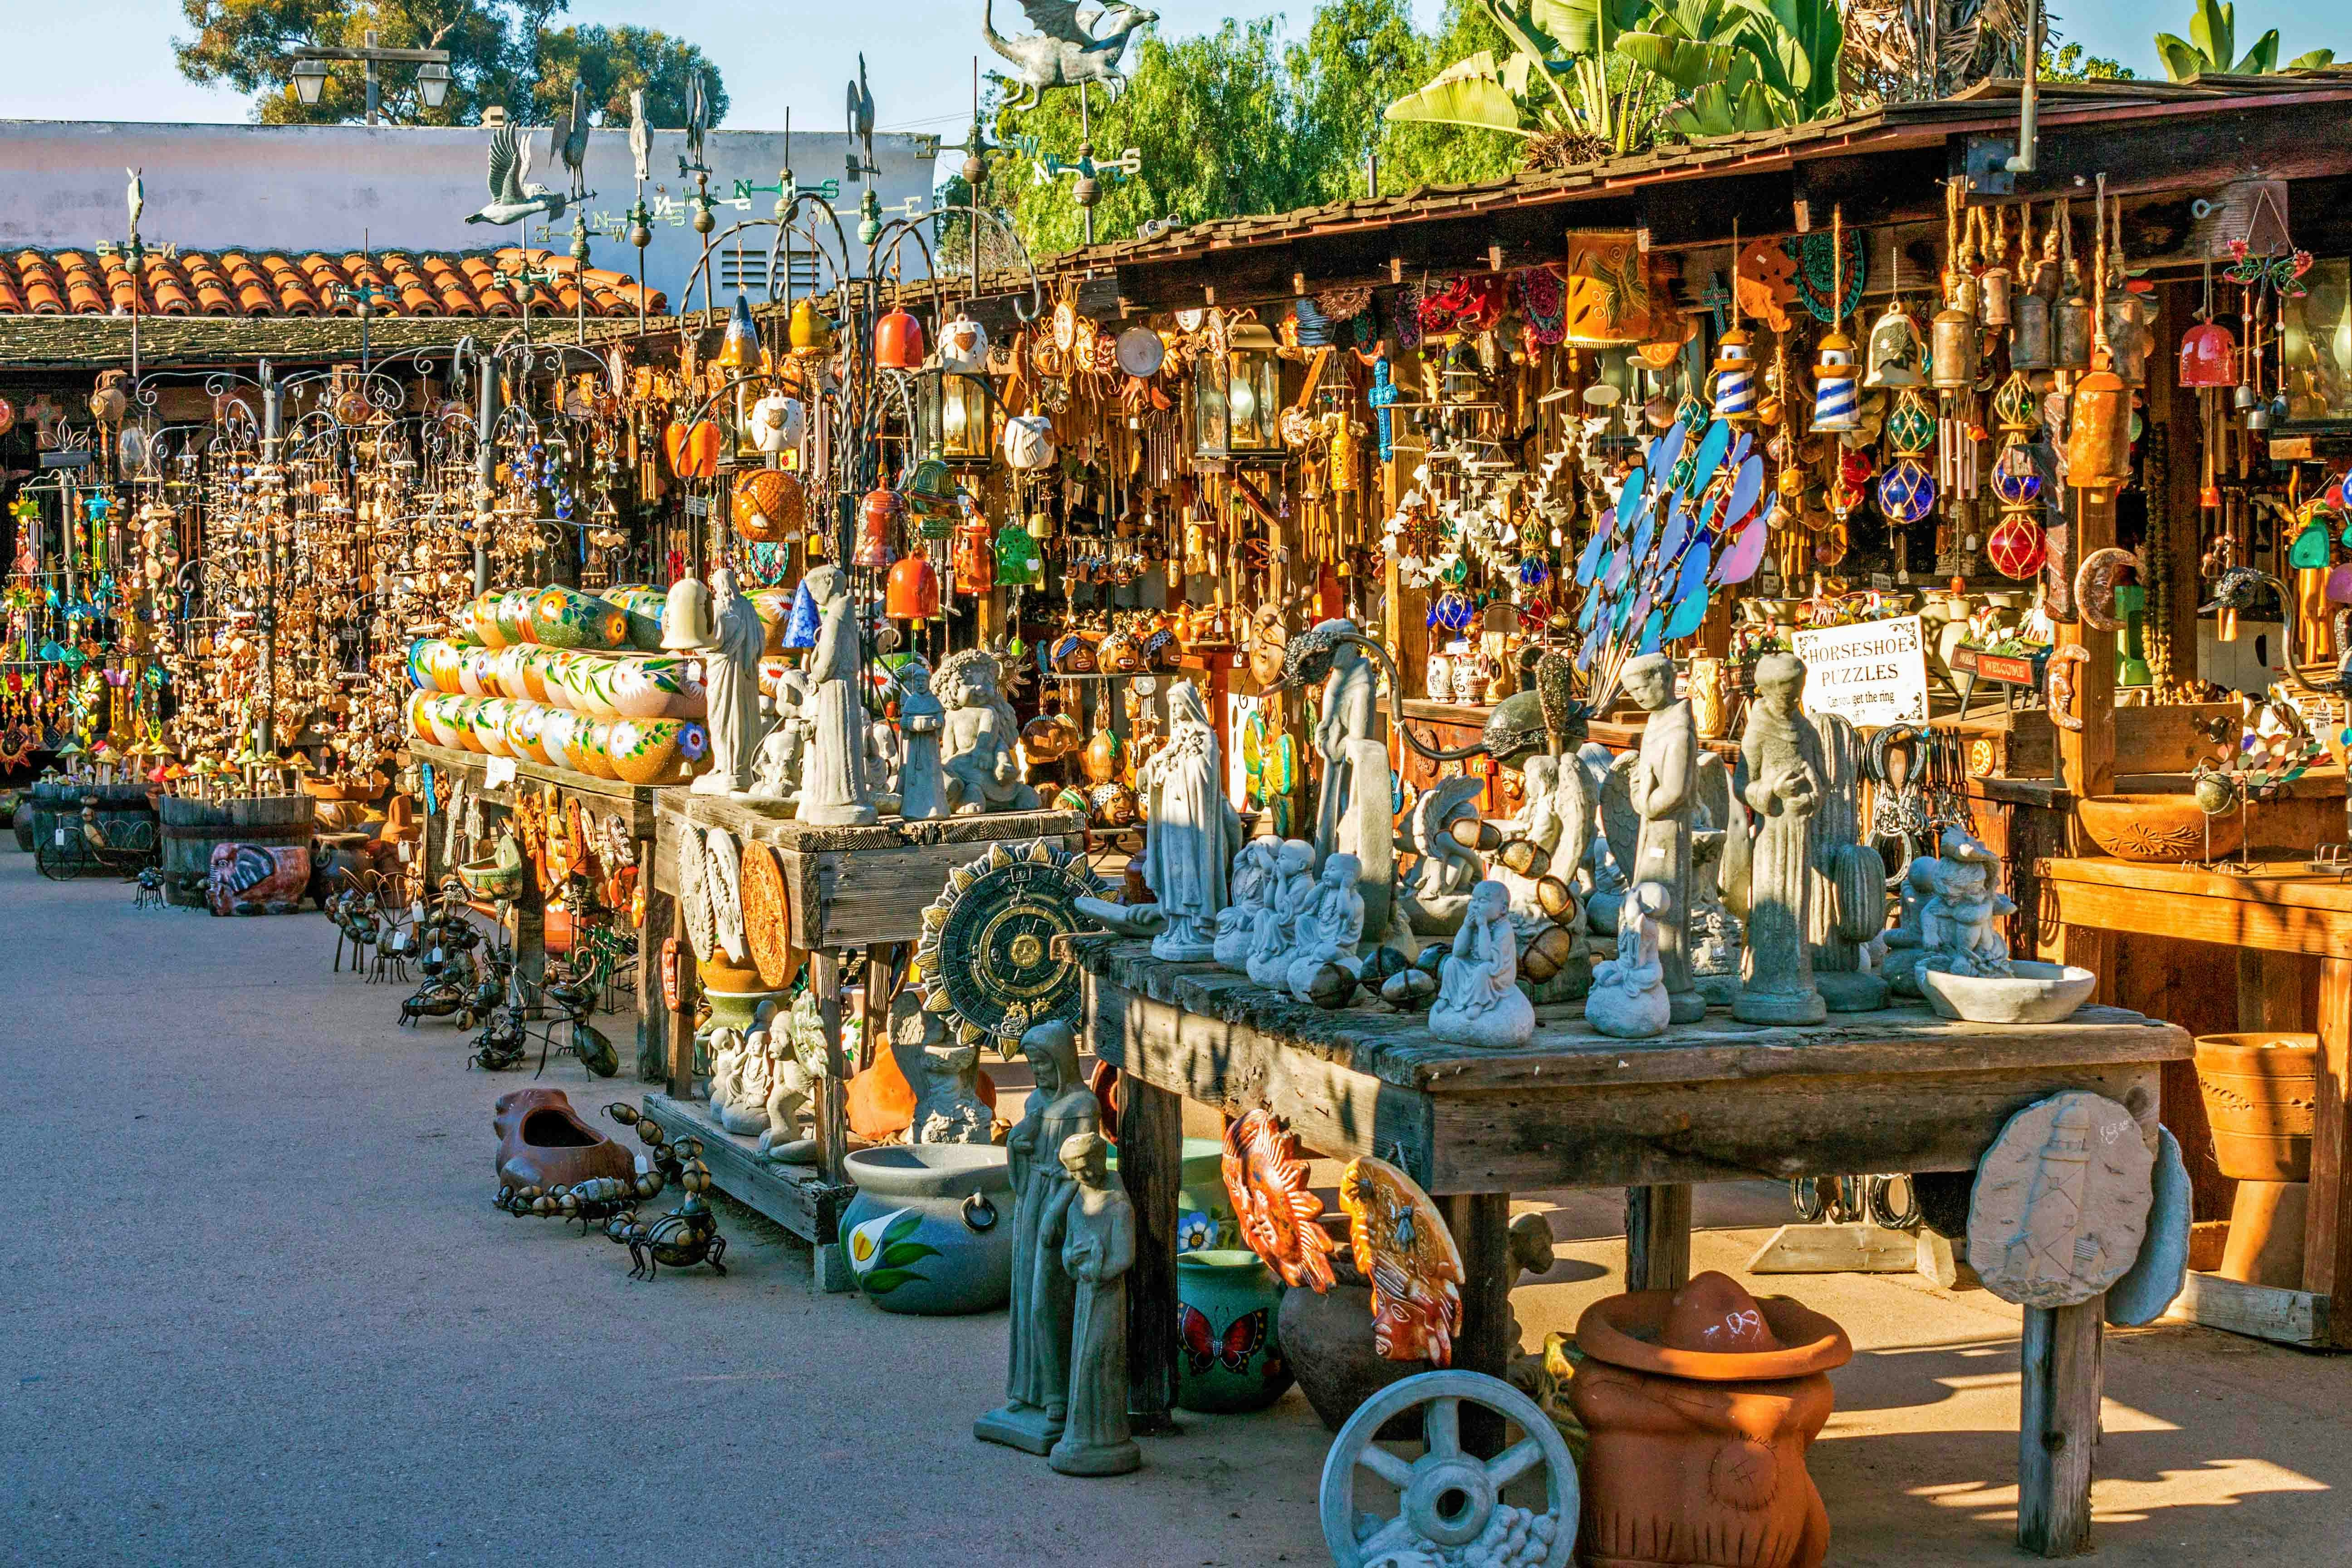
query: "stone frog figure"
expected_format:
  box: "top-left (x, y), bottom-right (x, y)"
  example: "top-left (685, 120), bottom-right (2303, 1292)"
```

top-left (936, 648), bottom-right (1041, 815)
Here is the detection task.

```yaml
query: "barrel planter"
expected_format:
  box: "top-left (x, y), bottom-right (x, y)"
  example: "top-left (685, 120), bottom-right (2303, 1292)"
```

top-left (159, 794), bottom-right (316, 906)
top-left (28, 779), bottom-right (157, 878)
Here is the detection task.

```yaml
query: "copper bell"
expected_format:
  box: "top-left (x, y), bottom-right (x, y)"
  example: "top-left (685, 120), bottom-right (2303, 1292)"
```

top-left (2055, 283), bottom-right (2094, 372)
top-left (1980, 265), bottom-right (2012, 329)
top-left (2065, 352), bottom-right (2131, 492)
top-left (1930, 303), bottom-right (1980, 392)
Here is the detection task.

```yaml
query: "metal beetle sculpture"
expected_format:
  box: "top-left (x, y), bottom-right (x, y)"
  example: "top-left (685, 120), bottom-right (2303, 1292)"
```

top-left (602, 1104), bottom-right (728, 1280)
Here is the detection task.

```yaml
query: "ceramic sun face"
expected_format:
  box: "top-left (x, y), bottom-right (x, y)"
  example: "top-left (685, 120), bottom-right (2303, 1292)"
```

top-left (1339, 1156), bottom-right (1465, 1365)
top-left (1220, 1109), bottom-right (1335, 1292)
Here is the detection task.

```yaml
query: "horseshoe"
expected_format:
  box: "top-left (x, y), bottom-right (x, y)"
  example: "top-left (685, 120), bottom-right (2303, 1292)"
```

top-left (2073, 547), bottom-right (2138, 632)
top-left (2047, 645), bottom-right (2091, 732)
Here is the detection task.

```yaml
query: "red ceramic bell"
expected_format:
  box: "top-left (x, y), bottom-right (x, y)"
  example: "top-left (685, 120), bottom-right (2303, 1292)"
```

top-left (2179, 319), bottom-right (2239, 389)
top-left (856, 487), bottom-right (902, 569)
top-left (875, 307), bottom-right (926, 370)
top-left (952, 513), bottom-right (996, 593)
top-left (886, 549), bottom-right (940, 620)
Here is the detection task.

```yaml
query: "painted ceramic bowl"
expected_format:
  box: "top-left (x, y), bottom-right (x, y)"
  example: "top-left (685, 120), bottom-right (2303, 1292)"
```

top-left (838, 1144), bottom-right (1015, 1315)
top-left (469, 697), bottom-right (517, 758)
top-left (605, 654), bottom-right (706, 720)
top-left (405, 689), bottom-right (437, 744)
top-left (532, 585), bottom-right (631, 651)
top-left (602, 586), bottom-right (669, 652)
top-left (492, 588), bottom-right (539, 647)
top-left (407, 637), bottom-right (463, 694)
top-left (502, 700), bottom-right (555, 766)
top-left (1175, 1249), bottom-right (1294, 1413)
top-left (463, 593), bottom-right (506, 649)
top-left (606, 716), bottom-right (708, 785)
top-left (454, 644), bottom-right (501, 698)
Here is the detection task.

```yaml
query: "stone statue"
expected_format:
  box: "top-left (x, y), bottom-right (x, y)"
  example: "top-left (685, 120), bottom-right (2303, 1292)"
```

top-left (1589, 750), bottom-right (1642, 935)
top-left (937, 648), bottom-right (1040, 814)
top-left (896, 661), bottom-right (948, 822)
top-left (715, 999), bottom-right (780, 1135)
top-left (750, 674), bottom-right (811, 808)
top-left (706, 1025), bottom-right (747, 1127)
top-left (693, 567), bottom-right (768, 797)
top-left (1042, 1130), bottom-right (1142, 1476)
top-left (1622, 652), bottom-right (1704, 1023)
top-left (1139, 680), bottom-right (1243, 961)
top-left (1921, 828), bottom-right (2017, 977)
top-left (1286, 851), bottom-right (1365, 1002)
top-left (976, 1019), bottom-right (1098, 1456)
top-left (1732, 652), bottom-right (1827, 1025)
top-left (1588, 880), bottom-right (1671, 1039)
top-left (1398, 776), bottom-right (1486, 941)
top-left (755, 991), bottom-right (828, 1164)
top-left (1245, 838), bottom-right (1318, 990)
top-left (914, 1044), bottom-right (995, 1145)
top-left (795, 565), bottom-right (877, 826)
top-left (1310, 618), bottom-right (1383, 870)
top-left (1499, 754), bottom-right (1594, 938)
top-left (1214, 838), bottom-right (1278, 972)
top-left (1430, 879), bottom-right (1537, 1048)
top-left (1880, 855), bottom-right (1942, 997)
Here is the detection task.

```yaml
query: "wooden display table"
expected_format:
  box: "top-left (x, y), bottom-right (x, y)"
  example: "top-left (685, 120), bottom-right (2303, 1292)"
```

top-left (2044, 855), bottom-right (2352, 1349)
top-left (1084, 941), bottom-right (2190, 1558)
top-left (648, 798), bottom-right (1085, 1268)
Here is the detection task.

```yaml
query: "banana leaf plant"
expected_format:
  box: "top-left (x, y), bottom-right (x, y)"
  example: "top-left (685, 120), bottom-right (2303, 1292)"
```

top-left (2154, 0), bottom-right (2333, 80)
top-left (1383, 0), bottom-right (1664, 155)
top-left (1615, 0), bottom-right (1845, 136)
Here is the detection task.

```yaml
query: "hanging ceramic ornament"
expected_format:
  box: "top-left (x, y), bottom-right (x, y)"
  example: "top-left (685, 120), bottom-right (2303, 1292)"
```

top-left (1812, 330), bottom-right (1859, 431)
top-left (2288, 512), bottom-right (2334, 570)
top-left (1986, 512), bottom-right (2048, 579)
top-left (1863, 300), bottom-right (1925, 389)
top-left (1711, 327), bottom-right (1756, 422)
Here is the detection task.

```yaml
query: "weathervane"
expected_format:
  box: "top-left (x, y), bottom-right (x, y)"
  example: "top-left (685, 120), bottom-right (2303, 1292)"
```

top-left (626, 89), bottom-right (653, 334)
top-left (678, 72), bottom-right (717, 238)
top-left (330, 242), bottom-right (400, 372)
top-left (1034, 84), bottom-right (1140, 245)
top-left (981, 0), bottom-right (1157, 113)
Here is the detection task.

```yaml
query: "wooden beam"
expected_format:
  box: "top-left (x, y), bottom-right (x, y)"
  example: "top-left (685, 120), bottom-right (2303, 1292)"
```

top-left (1625, 1184), bottom-right (1693, 1291)
top-left (1120, 1068), bottom-right (1185, 1434)
top-left (2306, 955), bottom-right (2352, 1343)
top-left (1441, 1191), bottom-right (1514, 1457)
top-left (2017, 1298), bottom-right (2105, 1558)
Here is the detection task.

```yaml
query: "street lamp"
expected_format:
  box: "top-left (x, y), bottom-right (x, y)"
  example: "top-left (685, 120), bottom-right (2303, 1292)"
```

top-left (287, 29), bottom-right (453, 125)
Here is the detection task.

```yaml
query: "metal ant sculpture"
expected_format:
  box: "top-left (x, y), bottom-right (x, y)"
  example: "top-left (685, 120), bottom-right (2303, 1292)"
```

top-left (134, 867), bottom-right (166, 910)
top-left (603, 1104), bottom-right (727, 1280)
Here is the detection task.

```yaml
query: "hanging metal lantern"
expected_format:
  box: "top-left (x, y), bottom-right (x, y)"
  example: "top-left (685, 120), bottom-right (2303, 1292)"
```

top-left (1711, 327), bottom-right (1756, 421)
top-left (2066, 356), bottom-right (2132, 492)
top-left (1863, 303), bottom-right (1924, 388)
top-left (1811, 329), bottom-right (1859, 432)
top-left (1930, 303), bottom-right (1980, 392)
top-left (2179, 319), bottom-right (2238, 388)
top-left (2010, 289), bottom-right (2053, 371)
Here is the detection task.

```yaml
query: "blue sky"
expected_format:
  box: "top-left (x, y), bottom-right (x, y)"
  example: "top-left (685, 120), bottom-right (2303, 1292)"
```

top-left (6, 0), bottom-right (2345, 129)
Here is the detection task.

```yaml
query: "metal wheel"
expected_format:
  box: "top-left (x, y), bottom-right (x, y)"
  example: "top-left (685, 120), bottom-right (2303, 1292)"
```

top-left (1319, 1369), bottom-right (1577, 1568)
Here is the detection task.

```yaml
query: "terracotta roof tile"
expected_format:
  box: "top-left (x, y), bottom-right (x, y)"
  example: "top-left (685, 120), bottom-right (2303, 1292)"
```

top-left (0, 246), bottom-right (660, 319)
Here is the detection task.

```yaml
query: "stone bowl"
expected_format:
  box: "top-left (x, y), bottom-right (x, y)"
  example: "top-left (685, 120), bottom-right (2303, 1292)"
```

top-left (2076, 793), bottom-right (2240, 863)
top-left (1918, 960), bottom-right (2097, 1024)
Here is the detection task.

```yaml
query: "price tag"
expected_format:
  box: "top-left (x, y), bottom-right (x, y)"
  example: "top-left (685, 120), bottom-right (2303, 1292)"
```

top-left (485, 756), bottom-right (519, 787)
top-left (54, 827), bottom-right (69, 846)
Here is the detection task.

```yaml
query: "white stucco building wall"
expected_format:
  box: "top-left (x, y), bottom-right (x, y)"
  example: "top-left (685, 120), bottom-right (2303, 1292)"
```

top-left (0, 119), bottom-right (939, 309)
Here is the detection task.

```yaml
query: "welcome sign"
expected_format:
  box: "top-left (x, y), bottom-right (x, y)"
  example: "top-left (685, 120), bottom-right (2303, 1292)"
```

top-left (1789, 615), bottom-right (1930, 728)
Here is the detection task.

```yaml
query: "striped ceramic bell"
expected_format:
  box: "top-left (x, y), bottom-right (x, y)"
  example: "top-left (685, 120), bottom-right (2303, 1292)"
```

top-left (1811, 330), bottom-right (1859, 432)
top-left (1711, 328), bottom-right (1756, 422)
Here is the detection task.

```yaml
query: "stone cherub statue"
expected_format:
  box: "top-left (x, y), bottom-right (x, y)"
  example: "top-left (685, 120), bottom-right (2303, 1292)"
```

top-left (1587, 880), bottom-right (1671, 1039)
top-left (936, 648), bottom-right (1040, 815)
top-left (913, 1043), bottom-right (996, 1145)
top-left (755, 991), bottom-right (828, 1165)
top-left (1429, 879), bottom-right (1536, 1048)
top-left (1245, 838), bottom-right (1318, 990)
top-left (1730, 652), bottom-right (1828, 1025)
top-left (1921, 828), bottom-right (2016, 978)
top-left (1040, 1130), bottom-right (1141, 1477)
top-left (1286, 851), bottom-right (1365, 1002)
top-left (895, 660), bottom-right (947, 822)
top-left (1214, 838), bottom-right (1278, 972)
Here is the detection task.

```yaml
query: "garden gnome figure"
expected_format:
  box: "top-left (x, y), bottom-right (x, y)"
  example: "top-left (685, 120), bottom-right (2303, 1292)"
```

top-left (1043, 1131), bottom-right (1142, 1477)
top-left (1138, 680), bottom-right (1243, 960)
top-left (895, 661), bottom-right (947, 822)
top-left (1622, 652), bottom-right (1705, 1023)
top-left (692, 567), bottom-right (767, 797)
top-left (976, 1020), bottom-right (1098, 1456)
top-left (1429, 879), bottom-right (1537, 1048)
top-left (795, 565), bottom-right (877, 826)
top-left (1734, 653), bottom-right (1828, 1024)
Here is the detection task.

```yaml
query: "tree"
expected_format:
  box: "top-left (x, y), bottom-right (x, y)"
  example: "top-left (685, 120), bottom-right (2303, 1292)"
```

top-left (2039, 42), bottom-right (2134, 81)
top-left (174, 0), bottom-right (727, 127)
top-left (2153, 0), bottom-right (2333, 78)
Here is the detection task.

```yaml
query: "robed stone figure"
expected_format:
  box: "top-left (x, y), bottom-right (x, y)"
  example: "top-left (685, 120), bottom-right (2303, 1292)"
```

top-left (1623, 652), bottom-right (1706, 1023)
top-left (693, 567), bottom-right (768, 796)
top-left (795, 564), bottom-right (877, 826)
top-left (1139, 680), bottom-right (1243, 960)
top-left (1043, 1131), bottom-right (1141, 1476)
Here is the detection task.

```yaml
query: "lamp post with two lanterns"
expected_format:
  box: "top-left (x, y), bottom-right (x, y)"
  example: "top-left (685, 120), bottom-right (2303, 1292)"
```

top-left (288, 30), bottom-right (451, 125)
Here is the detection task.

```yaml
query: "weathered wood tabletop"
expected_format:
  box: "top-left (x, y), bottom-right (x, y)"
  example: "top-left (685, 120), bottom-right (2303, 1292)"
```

top-left (1084, 940), bottom-right (2191, 1559)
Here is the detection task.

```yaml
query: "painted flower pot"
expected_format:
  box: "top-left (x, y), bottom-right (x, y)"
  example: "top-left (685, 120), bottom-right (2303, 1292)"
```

top-left (405, 689), bottom-right (437, 745)
top-left (465, 593), bottom-right (507, 649)
top-left (602, 585), bottom-right (670, 652)
top-left (538, 708), bottom-right (599, 775)
top-left (421, 694), bottom-right (475, 750)
top-left (502, 701), bottom-right (554, 767)
top-left (838, 1144), bottom-right (1015, 1315)
top-left (409, 637), bottom-right (465, 694)
top-left (749, 589), bottom-right (798, 653)
top-left (532, 585), bottom-right (631, 651)
top-left (607, 717), bottom-right (709, 785)
top-left (1175, 1249), bottom-right (1293, 1413)
top-left (608, 654), bottom-right (706, 720)
top-left (486, 645), bottom-right (529, 701)
top-left (470, 697), bottom-right (516, 758)
top-left (513, 646), bottom-right (561, 704)
top-left (1112, 1134), bottom-right (1236, 1253)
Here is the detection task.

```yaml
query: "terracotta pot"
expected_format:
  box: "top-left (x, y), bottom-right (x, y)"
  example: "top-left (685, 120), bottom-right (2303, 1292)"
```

top-left (2075, 793), bottom-right (2242, 863)
top-left (2196, 1032), bottom-right (2319, 1289)
top-left (1571, 1273), bottom-right (1851, 1568)
top-left (493, 1088), bottom-right (635, 1193)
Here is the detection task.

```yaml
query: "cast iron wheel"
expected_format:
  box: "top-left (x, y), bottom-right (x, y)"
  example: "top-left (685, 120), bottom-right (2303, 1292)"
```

top-left (1319, 1369), bottom-right (1577, 1568)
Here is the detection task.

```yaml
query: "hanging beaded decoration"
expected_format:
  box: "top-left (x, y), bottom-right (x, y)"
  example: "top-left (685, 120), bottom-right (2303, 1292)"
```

top-left (1787, 230), bottom-right (1867, 324)
top-left (1877, 388), bottom-right (1939, 526)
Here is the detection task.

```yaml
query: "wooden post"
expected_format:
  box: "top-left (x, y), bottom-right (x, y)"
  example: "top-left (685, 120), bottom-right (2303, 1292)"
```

top-left (813, 948), bottom-right (850, 1185)
top-left (664, 925), bottom-right (697, 1100)
top-left (2017, 1297), bottom-right (2105, 1557)
top-left (1121, 1074), bottom-right (1184, 1435)
top-left (636, 884), bottom-right (671, 1083)
top-left (861, 945), bottom-right (894, 1073)
top-left (2306, 954), bottom-right (2352, 1345)
top-left (1440, 1191), bottom-right (1514, 1457)
top-left (1626, 1184), bottom-right (1694, 1292)
top-left (2056, 487), bottom-right (2118, 820)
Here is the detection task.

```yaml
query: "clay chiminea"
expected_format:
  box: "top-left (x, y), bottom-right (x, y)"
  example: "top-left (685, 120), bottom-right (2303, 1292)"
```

top-left (494, 1088), bottom-right (636, 1193)
top-left (1569, 1271), bottom-right (1852, 1568)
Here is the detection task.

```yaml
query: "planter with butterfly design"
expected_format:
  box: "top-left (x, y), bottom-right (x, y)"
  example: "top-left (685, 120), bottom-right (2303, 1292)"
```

top-left (1175, 1249), bottom-right (1294, 1413)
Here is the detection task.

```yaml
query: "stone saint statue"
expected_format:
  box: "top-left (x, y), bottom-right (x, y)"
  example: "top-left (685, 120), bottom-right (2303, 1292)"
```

top-left (1286, 851), bottom-right (1366, 1001)
top-left (1622, 652), bottom-right (1705, 1023)
top-left (1587, 881), bottom-right (1671, 1039)
top-left (1214, 838), bottom-right (1278, 972)
top-left (796, 565), bottom-right (877, 827)
top-left (1310, 618), bottom-right (1383, 868)
top-left (1246, 838), bottom-right (1318, 990)
top-left (1429, 879), bottom-right (1537, 1048)
top-left (976, 1020), bottom-right (1098, 1456)
top-left (895, 662), bottom-right (947, 822)
top-left (1732, 653), bottom-right (1827, 1024)
top-left (1042, 1131), bottom-right (1142, 1477)
top-left (1138, 680), bottom-right (1243, 961)
top-left (691, 567), bottom-right (768, 796)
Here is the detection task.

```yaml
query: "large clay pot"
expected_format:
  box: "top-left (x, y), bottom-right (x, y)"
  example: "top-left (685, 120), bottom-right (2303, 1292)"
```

top-left (532, 585), bottom-right (630, 651)
top-left (1280, 1266), bottom-right (1431, 1432)
top-left (605, 717), bottom-right (708, 786)
top-left (1570, 1272), bottom-right (1851, 1568)
top-left (470, 697), bottom-right (516, 758)
top-left (606, 654), bottom-right (707, 720)
top-left (1175, 1249), bottom-right (1294, 1414)
top-left (602, 585), bottom-right (670, 652)
top-left (502, 701), bottom-right (555, 767)
top-left (838, 1144), bottom-right (1014, 1314)
top-left (2075, 793), bottom-right (2243, 863)
top-left (2196, 1031), bottom-right (2319, 1288)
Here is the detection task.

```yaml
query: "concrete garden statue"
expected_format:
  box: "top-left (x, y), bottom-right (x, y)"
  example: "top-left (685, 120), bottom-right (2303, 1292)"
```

top-left (895, 661), bottom-right (948, 822)
top-left (936, 648), bottom-right (1039, 815)
top-left (1622, 652), bottom-right (1705, 1023)
top-left (1731, 653), bottom-right (1827, 1025)
top-left (1246, 838), bottom-right (1318, 990)
top-left (1215, 838), bottom-right (1279, 972)
top-left (750, 671), bottom-right (812, 809)
top-left (1920, 828), bottom-right (2016, 977)
top-left (796, 565), bottom-right (877, 826)
top-left (692, 568), bottom-right (768, 798)
top-left (1137, 680), bottom-right (1243, 960)
top-left (1287, 852), bottom-right (1366, 1002)
top-left (1429, 880), bottom-right (1536, 1048)
top-left (1588, 881), bottom-right (1671, 1039)
top-left (1042, 1131), bottom-right (1142, 1476)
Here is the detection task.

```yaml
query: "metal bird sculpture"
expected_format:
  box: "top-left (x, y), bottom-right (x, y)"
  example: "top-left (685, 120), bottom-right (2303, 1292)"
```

top-left (846, 53), bottom-right (876, 177)
top-left (125, 167), bottom-right (143, 232)
top-left (550, 78), bottom-right (594, 202)
top-left (679, 72), bottom-right (710, 178)
top-left (982, 0), bottom-right (1159, 113)
top-left (467, 122), bottom-right (566, 226)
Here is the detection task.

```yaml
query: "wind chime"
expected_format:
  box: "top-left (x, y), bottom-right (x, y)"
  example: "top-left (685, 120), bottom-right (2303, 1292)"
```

top-left (1931, 181), bottom-right (1984, 570)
